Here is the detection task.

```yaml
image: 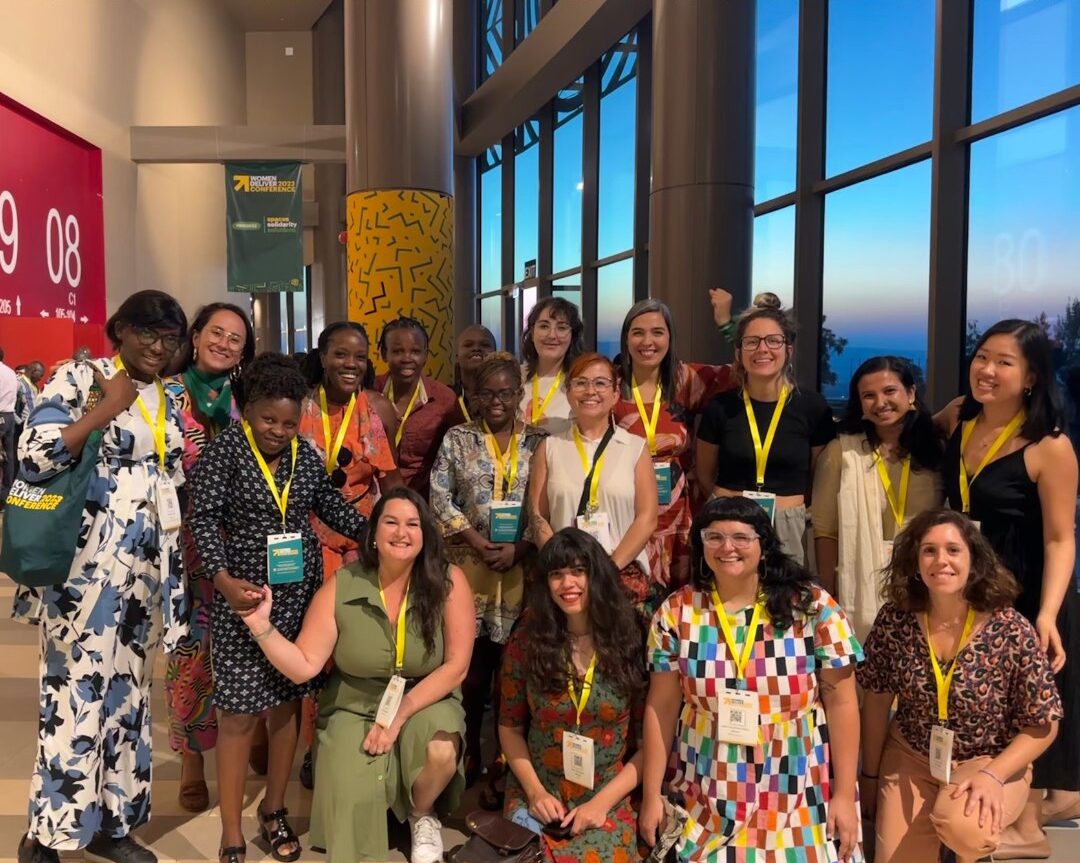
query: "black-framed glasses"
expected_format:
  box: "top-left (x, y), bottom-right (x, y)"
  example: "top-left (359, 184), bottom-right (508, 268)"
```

top-left (134, 327), bottom-right (182, 353)
top-left (477, 388), bottom-right (519, 403)
top-left (330, 446), bottom-right (353, 488)
top-left (738, 335), bottom-right (787, 351)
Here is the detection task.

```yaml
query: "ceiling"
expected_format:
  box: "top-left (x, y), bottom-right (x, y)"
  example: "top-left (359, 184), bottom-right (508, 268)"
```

top-left (220, 0), bottom-right (334, 32)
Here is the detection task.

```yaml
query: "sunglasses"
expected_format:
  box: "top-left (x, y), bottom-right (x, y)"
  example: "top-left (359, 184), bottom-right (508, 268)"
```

top-left (330, 446), bottom-right (353, 488)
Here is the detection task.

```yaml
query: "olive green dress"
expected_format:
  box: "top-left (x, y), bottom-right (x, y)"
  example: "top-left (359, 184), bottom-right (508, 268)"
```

top-left (310, 564), bottom-right (466, 861)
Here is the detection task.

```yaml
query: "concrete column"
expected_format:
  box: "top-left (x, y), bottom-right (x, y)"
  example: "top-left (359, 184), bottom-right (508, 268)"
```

top-left (344, 0), bottom-right (456, 381)
top-left (452, 0), bottom-right (479, 341)
top-left (649, 0), bottom-right (755, 364)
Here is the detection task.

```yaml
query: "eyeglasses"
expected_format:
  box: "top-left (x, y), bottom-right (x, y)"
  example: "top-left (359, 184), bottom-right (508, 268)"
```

top-left (477, 388), bottom-right (519, 404)
top-left (568, 377), bottom-right (614, 394)
top-left (204, 325), bottom-right (245, 349)
top-left (700, 530), bottom-right (759, 549)
top-left (738, 335), bottom-right (787, 351)
top-left (134, 327), bottom-right (182, 353)
top-left (534, 321), bottom-right (572, 337)
top-left (330, 446), bottom-right (353, 488)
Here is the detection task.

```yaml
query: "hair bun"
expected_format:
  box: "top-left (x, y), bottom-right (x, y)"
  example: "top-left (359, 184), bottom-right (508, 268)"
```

top-left (752, 292), bottom-right (783, 311)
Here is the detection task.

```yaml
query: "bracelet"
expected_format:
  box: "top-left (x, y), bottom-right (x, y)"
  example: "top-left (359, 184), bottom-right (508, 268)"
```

top-left (252, 623), bottom-right (276, 642)
top-left (979, 768), bottom-right (1005, 787)
top-left (860, 771), bottom-right (879, 780)
top-left (718, 319), bottom-right (736, 342)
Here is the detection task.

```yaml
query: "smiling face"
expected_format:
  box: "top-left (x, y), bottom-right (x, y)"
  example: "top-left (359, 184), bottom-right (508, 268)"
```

top-left (548, 563), bottom-right (589, 617)
top-left (192, 309), bottom-right (247, 375)
top-left (626, 311), bottom-right (670, 372)
top-left (117, 323), bottom-right (184, 379)
top-left (456, 326), bottom-right (496, 377)
top-left (700, 519), bottom-right (762, 581)
top-left (736, 317), bottom-right (792, 383)
top-left (383, 327), bottom-right (428, 385)
top-left (477, 368), bottom-right (521, 429)
top-left (243, 396), bottom-right (301, 458)
top-left (969, 333), bottom-right (1034, 408)
top-left (374, 497), bottom-right (424, 564)
top-left (531, 307), bottom-right (573, 367)
top-left (858, 369), bottom-right (915, 433)
top-left (322, 328), bottom-right (368, 399)
top-left (567, 359), bottom-right (618, 423)
top-left (918, 522), bottom-right (971, 600)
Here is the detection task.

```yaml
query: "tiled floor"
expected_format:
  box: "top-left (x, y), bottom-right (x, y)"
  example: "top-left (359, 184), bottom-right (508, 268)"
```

top-left (0, 574), bottom-right (1076, 862)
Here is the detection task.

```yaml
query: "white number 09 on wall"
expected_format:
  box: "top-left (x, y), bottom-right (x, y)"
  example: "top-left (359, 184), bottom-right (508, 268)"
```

top-left (0, 190), bottom-right (16, 276)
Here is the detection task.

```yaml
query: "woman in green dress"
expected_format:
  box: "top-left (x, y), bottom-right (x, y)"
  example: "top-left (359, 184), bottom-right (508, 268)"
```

top-left (240, 486), bottom-right (474, 863)
top-left (500, 527), bottom-right (647, 863)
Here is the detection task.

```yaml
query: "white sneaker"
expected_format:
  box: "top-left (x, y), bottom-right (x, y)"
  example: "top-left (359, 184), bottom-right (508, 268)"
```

top-left (409, 813), bottom-right (444, 863)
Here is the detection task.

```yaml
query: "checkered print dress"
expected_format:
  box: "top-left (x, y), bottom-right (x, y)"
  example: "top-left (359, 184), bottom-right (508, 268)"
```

top-left (649, 585), bottom-right (864, 862)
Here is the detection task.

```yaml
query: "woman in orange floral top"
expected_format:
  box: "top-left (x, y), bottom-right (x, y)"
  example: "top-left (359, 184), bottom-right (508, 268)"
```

top-left (500, 528), bottom-right (646, 863)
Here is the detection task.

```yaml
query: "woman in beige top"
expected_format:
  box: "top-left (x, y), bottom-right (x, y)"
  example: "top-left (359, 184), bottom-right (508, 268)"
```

top-left (812, 356), bottom-right (943, 641)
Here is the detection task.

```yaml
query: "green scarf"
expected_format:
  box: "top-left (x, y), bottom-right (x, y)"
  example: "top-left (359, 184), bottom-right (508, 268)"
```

top-left (183, 365), bottom-right (234, 432)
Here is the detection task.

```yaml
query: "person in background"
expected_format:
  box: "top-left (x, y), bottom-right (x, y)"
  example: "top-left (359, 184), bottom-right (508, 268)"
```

top-left (520, 297), bottom-right (585, 436)
top-left (453, 324), bottom-right (496, 421)
top-left (695, 293), bottom-right (835, 563)
top-left (14, 360), bottom-right (45, 442)
top-left (376, 317), bottom-right (464, 499)
top-left (0, 346), bottom-right (19, 505)
top-left (812, 356), bottom-right (943, 641)
top-left (859, 509), bottom-right (1062, 863)
top-left (15, 290), bottom-right (189, 863)
top-left (163, 301), bottom-right (255, 813)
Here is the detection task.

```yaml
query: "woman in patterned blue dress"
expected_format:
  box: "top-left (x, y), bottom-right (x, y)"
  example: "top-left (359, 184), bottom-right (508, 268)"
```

top-left (15, 290), bottom-right (189, 863)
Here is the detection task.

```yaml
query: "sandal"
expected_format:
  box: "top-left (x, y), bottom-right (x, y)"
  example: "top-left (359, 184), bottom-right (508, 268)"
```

top-left (258, 803), bottom-right (302, 863)
top-left (218, 844), bottom-right (245, 863)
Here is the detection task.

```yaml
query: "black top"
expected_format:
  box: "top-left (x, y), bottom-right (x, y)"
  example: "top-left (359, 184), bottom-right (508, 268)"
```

top-left (698, 388), bottom-right (835, 496)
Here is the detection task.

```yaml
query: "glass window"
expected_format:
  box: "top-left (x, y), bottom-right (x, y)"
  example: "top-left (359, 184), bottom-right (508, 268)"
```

top-left (822, 161), bottom-right (932, 400)
top-left (826, 0), bottom-right (935, 177)
top-left (756, 0), bottom-right (799, 202)
top-left (514, 120), bottom-right (540, 282)
top-left (292, 282), bottom-right (308, 354)
top-left (481, 294), bottom-right (503, 349)
top-left (481, 0), bottom-right (503, 82)
top-left (596, 258), bottom-right (634, 359)
top-left (751, 207), bottom-right (795, 309)
top-left (552, 277), bottom-right (582, 310)
top-left (598, 31), bottom-right (638, 260)
top-left (516, 0), bottom-right (541, 44)
top-left (480, 145), bottom-right (503, 295)
top-left (972, 0), bottom-right (1080, 122)
top-left (520, 286), bottom-right (537, 333)
top-left (967, 108), bottom-right (1080, 369)
top-left (553, 79), bottom-right (584, 274)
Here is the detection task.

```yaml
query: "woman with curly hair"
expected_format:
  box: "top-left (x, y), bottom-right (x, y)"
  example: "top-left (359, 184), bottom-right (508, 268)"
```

top-left (858, 509), bottom-right (1062, 863)
top-left (499, 528), bottom-right (647, 862)
top-left (188, 353), bottom-right (368, 863)
top-left (519, 297), bottom-right (586, 435)
top-left (640, 496), bottom-right (863, 862)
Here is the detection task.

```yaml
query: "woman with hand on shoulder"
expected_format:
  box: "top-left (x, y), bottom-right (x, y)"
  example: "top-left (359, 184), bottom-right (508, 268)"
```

top-left (938, 319), bottom-right (1080, 829)
top-left (812, 356), bottom-right (943, 641)
top-left (240, 487), bottom-right (474, 863)
top-left (696, 294), bottom-right (835, 564)
top-left (529, 352), bottom-right (658, 607)
top-left (520, 297), bottom-right (585, 436)
top-left (858, 509), bottom-right (1062, 863)
top-left (500, 528), bottom-right (646, 863)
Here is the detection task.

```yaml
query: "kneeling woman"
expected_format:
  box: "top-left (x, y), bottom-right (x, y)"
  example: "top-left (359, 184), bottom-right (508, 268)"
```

top-left (500, 528), bottom-right (646, 862)
top-left (242, 487), bottom-right (474, 863)
top-left (858, 509), bottom-right (1062, 863)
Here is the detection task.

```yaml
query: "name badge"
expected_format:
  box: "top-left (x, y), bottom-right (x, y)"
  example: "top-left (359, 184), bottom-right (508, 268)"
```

top-left (156, 475), bottom-right (182, 532)
top-left (743, 490), bottom-right (777, 524)
top-left (654, 463), bottom-right (673, 506)
top-left (881, 539), bottom-right (895, 566)
top-left (716, 687), bottom-right (759, 746)
top-left (562, 730), bottom-right (595, 789)
top-left (575, 511), bottom-right (613, 554)
top-left (375, 674), bottom-right (407, 728)
top-left (930, 724), bottom-right (954, 783)
top-left (267, 532), bottom-right (304, 585)
top-left (489, 501), bottom-right (523, 543)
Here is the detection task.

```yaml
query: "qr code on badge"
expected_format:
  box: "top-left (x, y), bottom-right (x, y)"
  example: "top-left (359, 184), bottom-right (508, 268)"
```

top-left (933, 745), bottom-right (943, 761)
top-left (730, 709), bottom-right (745, 725)
top-left (573, 754), bottom-right (583, 768)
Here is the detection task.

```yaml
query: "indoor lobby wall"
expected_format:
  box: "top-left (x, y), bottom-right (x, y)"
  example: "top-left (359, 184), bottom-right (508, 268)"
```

top-left (0, 0), bottom-right (246, 323)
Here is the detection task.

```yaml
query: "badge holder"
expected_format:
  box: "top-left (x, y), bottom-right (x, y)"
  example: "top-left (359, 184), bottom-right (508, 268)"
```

top-left (654, 463), bottom-right (673, 506)
top-left (156, 476), bottom-right (182, 532)
top-left (716, 688), bottom-right (759, 746)
top-left (562, 730), bottom-right (595, 789)
top-left (489, 501), bottom-right (523, 543)
top-left (575, 511), bottom-right (613, 553)
top-left (376, 673), bottom-right (406, 729)
top-left (266, 532), bottom-right (304, 584)
top-left (743, 490), bottom-right (777, 524)
top-left (930, 725), bottom-right (955, 783)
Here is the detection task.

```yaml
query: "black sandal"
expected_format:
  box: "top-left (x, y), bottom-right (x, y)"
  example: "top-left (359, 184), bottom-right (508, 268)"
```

top-left (258, 804), bottom-right (302, 863)
top-left (218, 844), bottom-right (245, 863)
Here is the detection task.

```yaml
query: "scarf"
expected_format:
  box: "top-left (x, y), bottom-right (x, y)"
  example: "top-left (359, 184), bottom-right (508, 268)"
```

top-left (183, 365), bottom-right (233, 432)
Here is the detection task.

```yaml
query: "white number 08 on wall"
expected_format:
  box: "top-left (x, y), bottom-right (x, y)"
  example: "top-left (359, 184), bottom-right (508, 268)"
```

top-left (0, 190), bottom-right (81, 288)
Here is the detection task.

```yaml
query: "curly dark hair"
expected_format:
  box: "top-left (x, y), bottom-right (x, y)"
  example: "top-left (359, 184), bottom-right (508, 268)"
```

top-left (378, 316), bottom-right (429, 356)
top-left (305, 321), bottom-right (375, 391)
top-left (105, 290), bottom-right (188, 349)
top-left (690, 497), bottom-right (815, 631)
top-left (881, 508), bottom-right (1020, 612)
top-left (178, 302), bottom-right (255, 373)
top-left (521, 297), bottom-right (585, 379)
top-left (234, 353), bottom-right (309, 410)
top-left (520, 528), bottom-right (647, 700)
top-left (358, 486), bottom-right (450, 658)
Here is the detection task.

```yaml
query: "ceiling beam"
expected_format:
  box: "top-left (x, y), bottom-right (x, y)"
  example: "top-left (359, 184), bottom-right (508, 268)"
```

top-left (130, 125), bottom-right (345, 163)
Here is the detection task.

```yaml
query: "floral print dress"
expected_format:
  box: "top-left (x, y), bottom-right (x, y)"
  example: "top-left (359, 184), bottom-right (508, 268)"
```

top-left (12, 359), bottom-right (187, 850)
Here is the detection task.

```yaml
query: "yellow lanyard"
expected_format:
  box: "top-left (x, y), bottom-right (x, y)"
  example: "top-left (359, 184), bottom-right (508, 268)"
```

top-left (631, 376), bottom-right (663, 456)
top-left (379, 580), bottom-right (410, 672)
top-left (924, 608), bottom-right (976, 722)
top-left (875, 451), bottom-right (912, 530)
top-left (743, 386), bottom-right (789, 490)
top-left (572, 425), bottom-right (609, 512)
top-left (712, 591), bottom-right (764, 680)
top-left (113, 357), bottom-right (166, 465)
top-left (484, 421), bottom-right (520, 499)
top-left (242, 420), bottom-right (298, 528)
top-left (567, 652), bottom-right (598, 726)
top-left (318, 387), bottom-right (357, 475)
top-left (389, 381), bottom-right (422, 447)
top-left (958, 411), bottom-right (1025, 513)
top-left (530, 371), bottom-right (564, 423)
top-left (458, 395), bottom-right (471, 423)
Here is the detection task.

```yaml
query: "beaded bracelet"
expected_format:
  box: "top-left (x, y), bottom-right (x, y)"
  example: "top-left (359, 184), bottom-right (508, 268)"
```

top-left (978, 768), bottom-right (1005, 787)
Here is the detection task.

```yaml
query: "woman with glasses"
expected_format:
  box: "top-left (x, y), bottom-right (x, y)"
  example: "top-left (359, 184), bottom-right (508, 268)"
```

top-left (640, 496), bottom-right (863, 863)
top-left (529, 352), bottom-right (658, 607)
top-left (430, 352), bottom-right (547, 786)
top-left (163, 302), bottom-right (255, 814)
top-left (16, 290), bottom-right (189, 863)
top-left (695, 293), bottom-right (836, 563)
top-left (520, 297), bottom-right (586, 436)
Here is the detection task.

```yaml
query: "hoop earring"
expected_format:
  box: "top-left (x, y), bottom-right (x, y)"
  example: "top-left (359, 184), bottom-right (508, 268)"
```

top-left (1024, 386), bottom-right (1033, 397)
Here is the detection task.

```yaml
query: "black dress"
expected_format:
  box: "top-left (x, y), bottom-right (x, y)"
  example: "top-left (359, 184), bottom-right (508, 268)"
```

top-left (943, 429), bottom-right (1080, 790)
top-left (188, 423), bottom-right (367, 714)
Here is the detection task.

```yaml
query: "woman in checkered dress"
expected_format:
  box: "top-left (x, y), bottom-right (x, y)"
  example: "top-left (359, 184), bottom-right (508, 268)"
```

top-left (640, 497), bottom-right (864, 862)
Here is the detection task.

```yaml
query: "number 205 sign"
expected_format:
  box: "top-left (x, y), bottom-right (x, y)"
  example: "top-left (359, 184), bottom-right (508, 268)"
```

top-left (0, 93), bottom-right (105, 324)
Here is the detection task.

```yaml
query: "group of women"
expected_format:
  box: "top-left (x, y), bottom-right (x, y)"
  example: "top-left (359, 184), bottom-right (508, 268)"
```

top-left (10, 284), bottom-right (1079, 863)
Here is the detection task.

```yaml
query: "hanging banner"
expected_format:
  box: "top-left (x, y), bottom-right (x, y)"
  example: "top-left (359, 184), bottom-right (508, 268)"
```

top-left (226, 161), bottom-right (303, 293)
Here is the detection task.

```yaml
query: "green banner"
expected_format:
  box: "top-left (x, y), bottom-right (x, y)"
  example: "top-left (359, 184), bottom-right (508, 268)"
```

top-left (226, 161), bottom-right (303, 292)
